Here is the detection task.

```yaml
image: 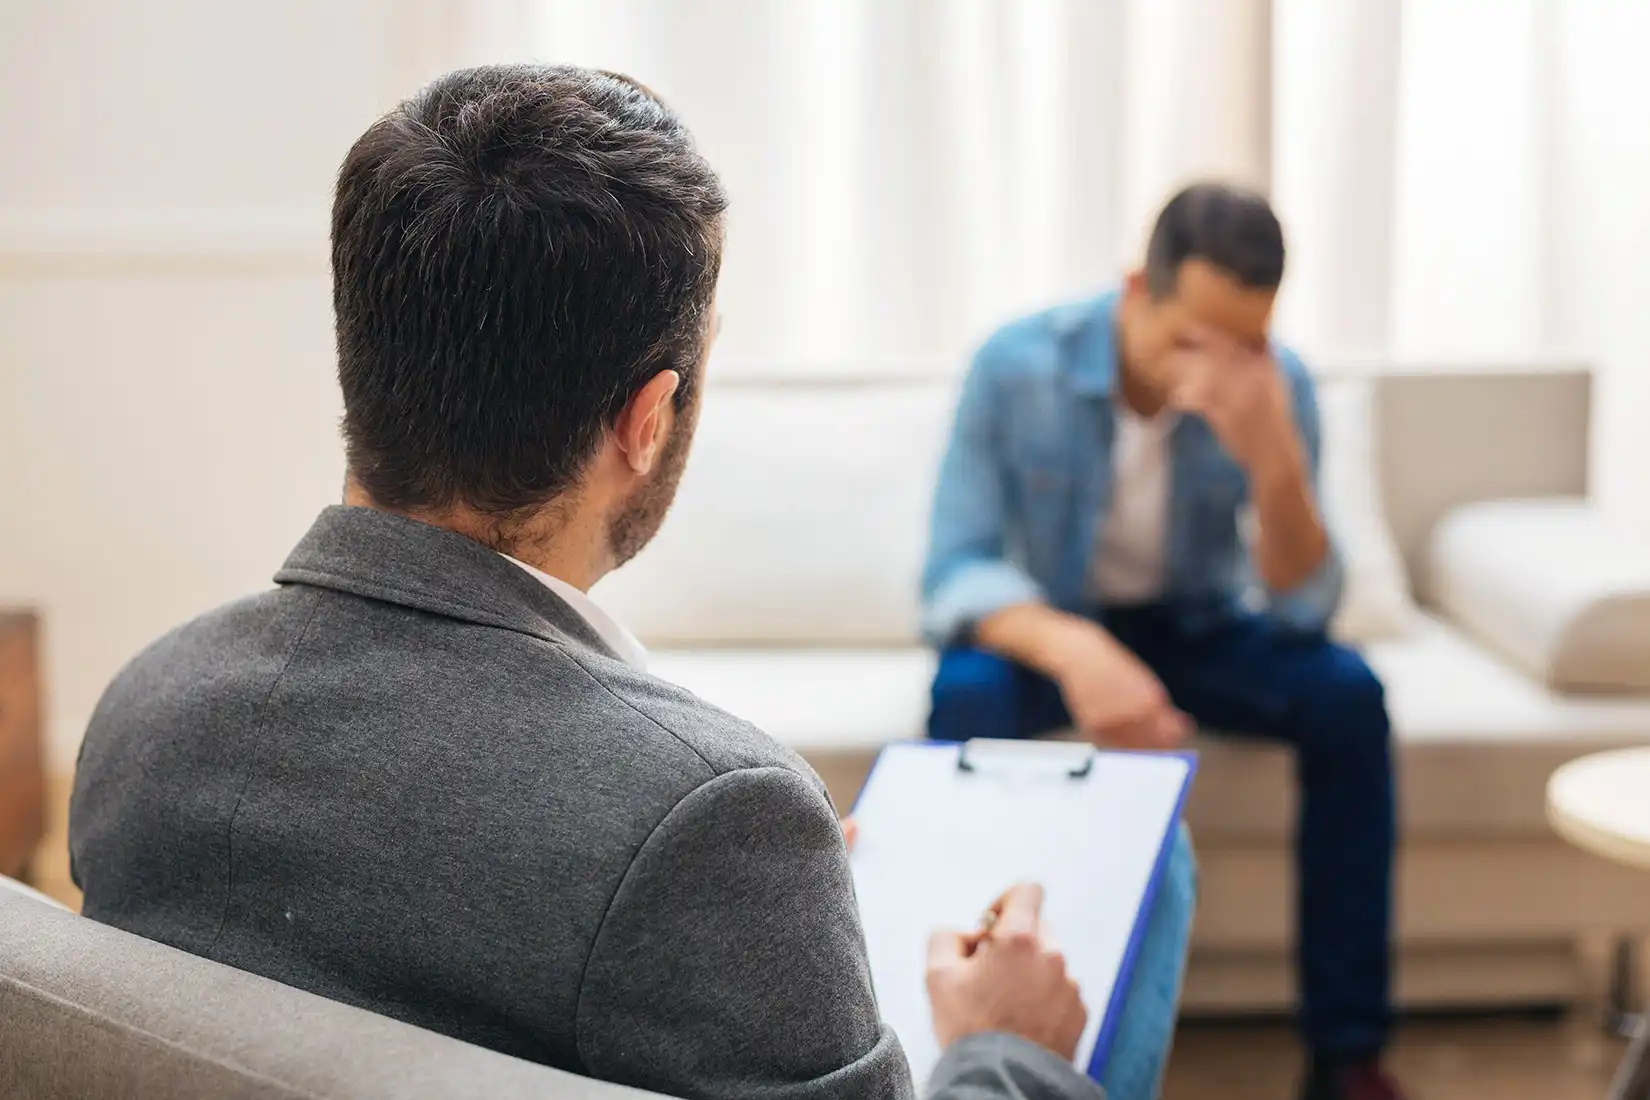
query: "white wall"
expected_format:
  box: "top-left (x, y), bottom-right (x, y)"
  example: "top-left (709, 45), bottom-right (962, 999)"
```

top-left (0, 1), bottom-right (375, 769)
top-left (0, 1), bottom-right (553, 769)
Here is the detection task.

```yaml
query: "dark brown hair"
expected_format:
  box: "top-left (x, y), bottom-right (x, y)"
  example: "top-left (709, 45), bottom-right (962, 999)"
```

top-left (332, 64), bottom-right (728, 516)
top-left (1145, 181), bottom-right (1284, 298)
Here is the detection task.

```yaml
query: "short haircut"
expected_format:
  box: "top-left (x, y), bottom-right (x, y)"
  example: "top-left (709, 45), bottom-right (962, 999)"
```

top-left (332, 64), bottom-right (728, 517)
top-left (1143, 182), bottom-right (1285, 298)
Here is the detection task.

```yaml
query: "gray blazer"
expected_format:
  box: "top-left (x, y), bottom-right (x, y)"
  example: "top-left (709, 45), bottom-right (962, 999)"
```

top-left (70, 506), bottom-right (1103, 1100)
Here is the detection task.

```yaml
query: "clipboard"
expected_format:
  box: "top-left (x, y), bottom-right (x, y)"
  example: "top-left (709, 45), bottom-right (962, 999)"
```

top-left (848, 739), bottom-right (1196, 1085)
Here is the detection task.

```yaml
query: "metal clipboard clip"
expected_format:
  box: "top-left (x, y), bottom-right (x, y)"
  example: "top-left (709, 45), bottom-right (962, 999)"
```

top-left (955, 738), bottom-right (1096, 780)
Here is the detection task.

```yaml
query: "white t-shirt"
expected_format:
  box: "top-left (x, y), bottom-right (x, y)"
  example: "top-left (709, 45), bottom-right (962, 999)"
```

top-left (1089, 406), bottom-right (1177, 605)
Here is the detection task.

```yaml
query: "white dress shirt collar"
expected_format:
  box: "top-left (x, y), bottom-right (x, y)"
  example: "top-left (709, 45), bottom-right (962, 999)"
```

top-left (500, 555), bottom-right (648, 670)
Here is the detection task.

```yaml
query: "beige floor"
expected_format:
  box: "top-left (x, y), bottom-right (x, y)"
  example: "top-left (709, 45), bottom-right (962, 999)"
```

top-left (33, 778), bottom-right (1632, 1098)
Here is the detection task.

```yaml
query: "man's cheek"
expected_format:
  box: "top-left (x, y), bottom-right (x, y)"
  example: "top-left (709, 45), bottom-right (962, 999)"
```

top-left (1150, 353), bottom-right (1193, 391)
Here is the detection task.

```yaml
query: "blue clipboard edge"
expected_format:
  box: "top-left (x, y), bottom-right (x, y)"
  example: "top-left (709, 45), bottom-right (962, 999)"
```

top-left (845, 739), bottom-right (1199, 1085)
top-left (1084, 747), bottom-right (1198, 1082)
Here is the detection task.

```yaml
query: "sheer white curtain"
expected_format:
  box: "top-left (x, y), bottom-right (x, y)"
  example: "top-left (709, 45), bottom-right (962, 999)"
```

top-left (393, 0), bottom-right (1650, 529)
top-left (388, 0), bottom-right (1267, 368)
top-left (524, 0), bottom-right (1268, 372)
top-left (1273, 0), bottom-right (1650, 533)
top-left (1523, 0), bottom-right (1650, 535)
top-left (1275, 0), bottom-right (1563, 361)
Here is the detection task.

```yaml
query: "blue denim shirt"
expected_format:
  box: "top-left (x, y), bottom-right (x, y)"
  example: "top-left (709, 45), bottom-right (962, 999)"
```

top-left (920, 291), bottom-right (1343, 647)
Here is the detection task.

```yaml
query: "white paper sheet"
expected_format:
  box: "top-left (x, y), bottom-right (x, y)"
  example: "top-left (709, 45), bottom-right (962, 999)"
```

top-left (849, 740), bottom-right (1192, 1084)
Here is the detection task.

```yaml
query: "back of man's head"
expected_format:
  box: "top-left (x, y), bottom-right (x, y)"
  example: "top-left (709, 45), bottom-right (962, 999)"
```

top-left (332, 64), bottom-right (728, 524)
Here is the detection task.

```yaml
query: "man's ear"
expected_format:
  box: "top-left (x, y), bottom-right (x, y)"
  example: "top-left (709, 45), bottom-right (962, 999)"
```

top-left (1123, 268), bottom-right (1150, 302)
top-left (612, 370), bottom-right (680, 475)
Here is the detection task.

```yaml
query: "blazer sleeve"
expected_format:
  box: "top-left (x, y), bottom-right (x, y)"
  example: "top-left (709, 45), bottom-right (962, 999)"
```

top-left (926, 1033), bottom-right (1107, 1100)
top-left (575, 765), bottom-right (914, 1100)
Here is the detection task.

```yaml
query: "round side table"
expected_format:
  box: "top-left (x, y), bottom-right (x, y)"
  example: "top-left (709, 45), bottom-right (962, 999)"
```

top-left (1549, 747), bottom-right (1650, 1100)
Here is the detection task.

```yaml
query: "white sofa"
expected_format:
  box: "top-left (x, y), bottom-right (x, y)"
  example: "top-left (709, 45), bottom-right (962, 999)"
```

top-left (595, 365), bottom-right (1650, 1014)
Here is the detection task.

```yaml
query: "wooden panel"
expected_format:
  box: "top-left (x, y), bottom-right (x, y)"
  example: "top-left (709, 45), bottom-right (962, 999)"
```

top-left (0, 611), bottom-right (45, 878)
top-left (32, 773), bottom-right (80, 911)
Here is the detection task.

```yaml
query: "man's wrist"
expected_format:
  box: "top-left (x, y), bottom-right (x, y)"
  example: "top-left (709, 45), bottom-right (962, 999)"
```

top-left (1246, 433), bottom-right (1309, 501)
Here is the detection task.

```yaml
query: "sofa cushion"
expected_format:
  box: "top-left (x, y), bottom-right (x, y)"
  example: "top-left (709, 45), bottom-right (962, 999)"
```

top-left (1430, 499), bottom-right (1650, 692)
top-left (594, 383), bottom-right (952, 645)
top-left (649, 616), bottom-right (1650, 839)
top-left (647, 648), bottom-right (937, 757)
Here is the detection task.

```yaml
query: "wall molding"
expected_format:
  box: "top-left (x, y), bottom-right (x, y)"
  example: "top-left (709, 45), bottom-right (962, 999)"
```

top-left (0, 206), bottom-right (329, 273)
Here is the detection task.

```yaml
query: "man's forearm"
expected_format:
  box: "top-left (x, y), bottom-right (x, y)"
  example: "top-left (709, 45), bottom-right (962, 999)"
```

top-left (1249, 437), bottom-right (1329, 593)
top-left (974, 604), bottom-right (1117, 680)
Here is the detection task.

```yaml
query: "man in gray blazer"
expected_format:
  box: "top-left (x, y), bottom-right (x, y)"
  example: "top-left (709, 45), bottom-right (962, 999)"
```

top-left (70, 65), bottom-right (1146, 1100)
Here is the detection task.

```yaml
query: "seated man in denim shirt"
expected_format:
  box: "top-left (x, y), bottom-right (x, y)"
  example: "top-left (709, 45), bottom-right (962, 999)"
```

top-left (920, 183), bottom-right (1402, 1100)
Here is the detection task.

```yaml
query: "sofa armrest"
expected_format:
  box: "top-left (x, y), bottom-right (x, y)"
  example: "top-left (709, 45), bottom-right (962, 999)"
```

top-left (1428, 499), bottom-right (1650, 692)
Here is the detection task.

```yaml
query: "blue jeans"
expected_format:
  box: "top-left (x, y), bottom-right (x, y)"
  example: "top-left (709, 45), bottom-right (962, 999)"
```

top-left (929, 605), bottom-right (1395, 1073)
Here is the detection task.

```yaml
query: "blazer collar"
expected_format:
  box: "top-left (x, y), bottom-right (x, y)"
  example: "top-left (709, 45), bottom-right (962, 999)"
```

top-left (274, 505), bottom-right (622, 661)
